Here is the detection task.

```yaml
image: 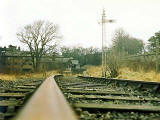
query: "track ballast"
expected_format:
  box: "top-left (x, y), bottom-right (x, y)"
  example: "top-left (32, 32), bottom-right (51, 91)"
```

top-left (55, 76), bottom-right (160, 120)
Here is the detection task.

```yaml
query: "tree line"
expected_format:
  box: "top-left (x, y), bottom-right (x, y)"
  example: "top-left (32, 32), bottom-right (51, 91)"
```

top-left (61, 46), bottom-right (101, 66)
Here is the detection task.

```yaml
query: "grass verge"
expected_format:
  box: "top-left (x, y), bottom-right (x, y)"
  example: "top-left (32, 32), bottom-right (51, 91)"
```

top-left (85, 66), bottom-right (160, 82)
top-left (0, 70), bottom-right (59, 81)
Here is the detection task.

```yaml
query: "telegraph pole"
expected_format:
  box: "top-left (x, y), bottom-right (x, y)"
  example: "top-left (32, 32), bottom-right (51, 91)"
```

top-left (101, 9), bottom-right (105, 77)
top-left (156, 38), bottom-right (159, 74)
top-left (100, 9), bottom-right (115, 77)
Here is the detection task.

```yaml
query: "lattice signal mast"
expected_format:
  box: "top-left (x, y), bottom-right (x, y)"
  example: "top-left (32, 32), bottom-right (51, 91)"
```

top-left (100, 9), bottom-right (115, 77)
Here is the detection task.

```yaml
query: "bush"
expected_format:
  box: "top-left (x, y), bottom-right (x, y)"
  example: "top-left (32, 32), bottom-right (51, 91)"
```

top-left (106, 50), bottom-right (120, 78)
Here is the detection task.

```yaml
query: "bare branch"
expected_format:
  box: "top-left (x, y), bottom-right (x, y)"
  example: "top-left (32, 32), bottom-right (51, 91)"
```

top-left (17, 20), bottom-right (60, 71)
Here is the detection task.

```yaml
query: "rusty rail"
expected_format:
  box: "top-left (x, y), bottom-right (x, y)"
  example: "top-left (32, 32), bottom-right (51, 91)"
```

top-left (13, 75), bottom-right (77, 120)
top-left (78, 76), bottom-right (160, 92)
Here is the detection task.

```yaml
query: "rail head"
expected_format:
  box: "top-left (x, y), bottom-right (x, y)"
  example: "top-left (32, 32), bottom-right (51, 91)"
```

top-left (13, 75), bottom-right (77, 120)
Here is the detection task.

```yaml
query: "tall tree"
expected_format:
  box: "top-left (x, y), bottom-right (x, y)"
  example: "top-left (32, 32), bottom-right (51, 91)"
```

top-left (17, 20), bottom-right (59, 71)
top-left (112, 28), bottom-right (143, 55)
top-left (148, 31), bottom-right (160, 52)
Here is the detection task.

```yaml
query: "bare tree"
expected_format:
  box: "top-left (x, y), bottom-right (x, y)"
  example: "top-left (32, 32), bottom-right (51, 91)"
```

top-left (17, 20), bottom-right (59, 71)
top-left (112, 28), bottom-right (143, 56)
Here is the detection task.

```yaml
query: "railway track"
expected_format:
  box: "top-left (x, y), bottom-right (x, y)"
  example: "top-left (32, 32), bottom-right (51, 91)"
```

top-left (0, 78), bottom-right (43, 120)
top-left (1, 75), bottom-right (160, 120)
top-left (55, 76), bottom-right (160, 120)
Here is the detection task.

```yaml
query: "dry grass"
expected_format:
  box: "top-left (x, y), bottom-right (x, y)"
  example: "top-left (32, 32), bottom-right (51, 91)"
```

top-left (0, 70), bottom-right (59, 81)
top-left (85, 65), bottom-right (102, 77)
top-left (117, 67), bottom-right (160, 82)
top-left (85, 66), bottom-right (160, 82)
top-left (1, 66), bottom-right (160, 82)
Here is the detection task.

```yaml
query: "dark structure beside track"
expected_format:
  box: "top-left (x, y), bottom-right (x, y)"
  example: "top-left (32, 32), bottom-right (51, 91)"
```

top-left (0, 45), bottom-right (81, 73)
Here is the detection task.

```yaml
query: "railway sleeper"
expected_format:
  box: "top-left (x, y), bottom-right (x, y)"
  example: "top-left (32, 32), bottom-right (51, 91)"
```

top-left (68, 94), bottom-right (160, 102)
top-left (63, 90), bottom-right (129, 96)
top-left (0, 79), bottom-right (43, 120)
top-left (72, 103), bottom-right (160, 113)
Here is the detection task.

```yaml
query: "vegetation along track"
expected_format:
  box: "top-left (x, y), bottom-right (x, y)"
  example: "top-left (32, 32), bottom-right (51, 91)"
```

top-left (55, 76), bottom-right (160, 120)
top-left (0, 78), bottom-right (43, 120)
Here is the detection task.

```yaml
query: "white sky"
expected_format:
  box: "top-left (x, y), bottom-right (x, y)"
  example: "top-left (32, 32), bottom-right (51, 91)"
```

top-left (0, 0), bottom-right (160, 48)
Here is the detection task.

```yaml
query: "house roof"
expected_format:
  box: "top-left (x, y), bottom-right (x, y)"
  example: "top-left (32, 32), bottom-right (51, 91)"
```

top-left (71, 60), bottom-right (79, 65)
top-left (55, 57), bottom-right (74, 63)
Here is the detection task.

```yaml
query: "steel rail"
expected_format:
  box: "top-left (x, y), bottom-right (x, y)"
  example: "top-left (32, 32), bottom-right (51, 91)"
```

top-left (13, 75), bottom-right (77, 120)
top-left (78, 76), bottom-right (160, 92)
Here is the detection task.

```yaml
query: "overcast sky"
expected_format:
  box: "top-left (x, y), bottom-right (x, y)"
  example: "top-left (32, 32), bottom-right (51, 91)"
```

top-left (0, 0), bottom-right (160, 49)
